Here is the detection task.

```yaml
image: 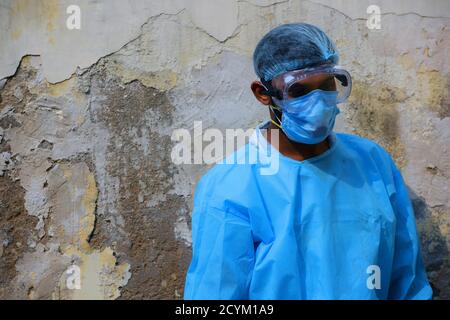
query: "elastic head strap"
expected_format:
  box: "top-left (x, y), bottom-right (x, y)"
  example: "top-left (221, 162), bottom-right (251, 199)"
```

top-left (261, 79), bottom-right (283, 100)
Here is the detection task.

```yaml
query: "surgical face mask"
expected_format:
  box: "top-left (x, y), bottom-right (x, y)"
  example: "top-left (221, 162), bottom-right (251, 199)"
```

top-left (271, 89), bottom-right (340, 144)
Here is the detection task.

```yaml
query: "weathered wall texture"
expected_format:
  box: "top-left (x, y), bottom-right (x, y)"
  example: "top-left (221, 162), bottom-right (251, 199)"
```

top-left (0, 0), bottom-right (449, 299)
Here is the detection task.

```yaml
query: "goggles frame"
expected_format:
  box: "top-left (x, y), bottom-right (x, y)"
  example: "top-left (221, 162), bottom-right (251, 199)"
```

top-left (262, 64), bottom-right (352, 104)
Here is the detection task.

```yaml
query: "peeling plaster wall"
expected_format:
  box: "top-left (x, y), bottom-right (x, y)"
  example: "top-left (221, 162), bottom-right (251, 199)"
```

top-left (0, 0), bottom-right (449, 299)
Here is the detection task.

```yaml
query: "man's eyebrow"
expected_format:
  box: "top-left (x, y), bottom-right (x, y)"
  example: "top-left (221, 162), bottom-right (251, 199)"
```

top-left (290, 82), bottom-right (311, 89)
top-left (290, 82), bottom-right (307, 87)
top-left (297, 75), bottom-right (334, 85)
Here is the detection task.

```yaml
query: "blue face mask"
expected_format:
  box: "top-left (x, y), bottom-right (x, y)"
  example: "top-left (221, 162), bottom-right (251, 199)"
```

top-left (272, 89), bottom-right (340, 144)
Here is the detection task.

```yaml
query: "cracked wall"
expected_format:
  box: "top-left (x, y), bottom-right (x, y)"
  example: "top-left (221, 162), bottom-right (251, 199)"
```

top-left (0, 0), bottom-right (449, 299)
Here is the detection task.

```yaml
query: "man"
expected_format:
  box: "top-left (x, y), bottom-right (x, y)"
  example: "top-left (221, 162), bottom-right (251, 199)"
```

top-left (183, 23), bottom-right (432, 299)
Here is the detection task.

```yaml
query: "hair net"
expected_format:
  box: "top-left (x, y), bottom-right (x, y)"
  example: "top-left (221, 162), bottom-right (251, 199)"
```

top-left (253, 23), bottom-right (339, 82)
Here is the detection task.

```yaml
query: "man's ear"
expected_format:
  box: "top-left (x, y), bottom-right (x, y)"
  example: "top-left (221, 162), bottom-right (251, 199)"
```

top-left (251, 81), bottom-right (273, 106)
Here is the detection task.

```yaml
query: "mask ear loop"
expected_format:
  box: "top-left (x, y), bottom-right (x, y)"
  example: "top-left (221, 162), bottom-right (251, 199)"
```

top-left (261, 81), bottom-right (283, 130)
top-left (269, 104), bottom-right (283, 130)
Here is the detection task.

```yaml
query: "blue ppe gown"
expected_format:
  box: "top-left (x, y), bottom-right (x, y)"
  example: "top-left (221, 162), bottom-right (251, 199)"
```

top-left (183, 120), bottom-right (433, 300)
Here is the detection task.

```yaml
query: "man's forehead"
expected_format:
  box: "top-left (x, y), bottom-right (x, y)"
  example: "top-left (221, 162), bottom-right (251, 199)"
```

top-left (271, 72), bottom-right (333, 87)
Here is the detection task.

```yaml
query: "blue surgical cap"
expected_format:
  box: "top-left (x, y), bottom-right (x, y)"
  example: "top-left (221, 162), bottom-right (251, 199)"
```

top-left (253, 23), bottom-right (339, 82)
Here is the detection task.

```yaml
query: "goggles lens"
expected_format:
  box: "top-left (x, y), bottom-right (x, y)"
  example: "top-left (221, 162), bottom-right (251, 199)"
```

top-left (271, 65), bottom-right (352, 104)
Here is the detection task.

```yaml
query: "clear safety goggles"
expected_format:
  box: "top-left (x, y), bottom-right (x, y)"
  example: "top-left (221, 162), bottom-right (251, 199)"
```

top-left (265, 64), bottom-right (352, 104)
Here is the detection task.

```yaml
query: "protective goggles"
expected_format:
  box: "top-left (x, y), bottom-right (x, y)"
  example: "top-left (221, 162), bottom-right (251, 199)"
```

top-left (262, 64), bottom-right (352, 104)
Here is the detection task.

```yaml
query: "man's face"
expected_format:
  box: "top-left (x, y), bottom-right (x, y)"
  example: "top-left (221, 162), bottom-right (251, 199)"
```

top-left (271, 73), bottom-right (337, 100)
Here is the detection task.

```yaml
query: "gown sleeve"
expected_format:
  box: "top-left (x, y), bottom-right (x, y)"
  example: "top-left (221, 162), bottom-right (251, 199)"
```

top-left (183, 175), bottom-right (255, 300)
top-left (387, 160), bottom-right (433, 300)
